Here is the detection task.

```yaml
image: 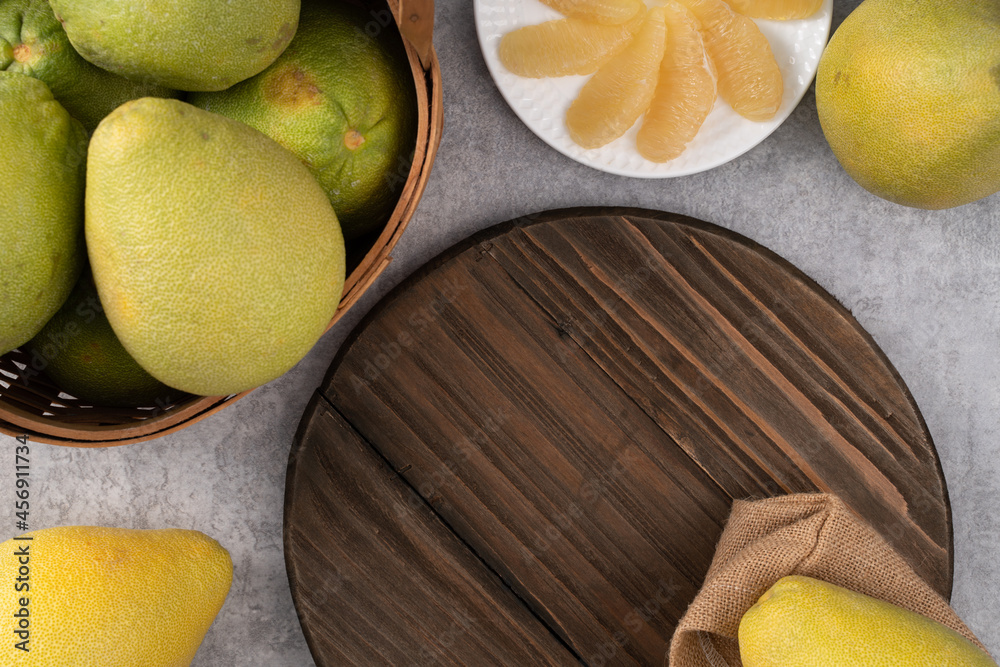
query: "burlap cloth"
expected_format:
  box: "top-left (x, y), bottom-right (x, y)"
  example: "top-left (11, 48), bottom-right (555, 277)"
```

top-left (667, 493), bottom-right (988, 667)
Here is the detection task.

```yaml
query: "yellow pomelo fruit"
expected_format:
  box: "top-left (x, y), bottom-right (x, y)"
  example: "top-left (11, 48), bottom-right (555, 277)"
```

top-left (739, 575), bottom-right (998, 667)
top-left (1, 0), bottom-right (179, 132)
top-left (48, 0), bottom-right (299, 92)
top-left (499, 11), bottom-right (644, 78)
top-left (636, 1), bottom-right (717, 162)
top-left (540, 0), bottom-right (644, 24)
top-left (677, 0), bottom-right (782, 121)
top-left (0, 526), bottom-right (232, 666)
top-left (565, 7), bottom-right (666, 149)
top-left (815, 0), bottom-right (1000, 209)
top-left (25, 272), bottom-right (182, 408)
top-left (723, 0), bottom-right (823, 21)
top-left (189, 1), bottom-right (417, 241)
top-left (86, 98), bottom-right (346, 397)
top-left (0, 72), bottom-right (86, 356)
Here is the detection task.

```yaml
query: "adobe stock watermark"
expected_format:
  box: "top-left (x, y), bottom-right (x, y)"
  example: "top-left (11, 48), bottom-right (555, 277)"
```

top-left (12, 292), bottom-right (187, 417)
top-left (548, 255), bottom-right (662, 366)
top-left (355, 5), bottom-right (399, 40)
top-left (302, 565), bottom-right (350, 611)
top-left (588, 577), bottom-right (684, 667)
top-left (383, 149), bottom-right (416, 192)
top-left (518, 449), bottom-right (641, 564)
top-left (394, 407), bottom-right (511, 519)
top-left (16, 291), bottom-right (103, 390)
top-left (408, 608), bottom-right (474, 666)
top-left (11, 435), bottom-right (32, 653)
top-left (350, 275), bottom-right (470, 395)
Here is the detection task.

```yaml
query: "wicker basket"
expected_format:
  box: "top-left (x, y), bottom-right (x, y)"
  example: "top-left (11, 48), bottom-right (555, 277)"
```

top-left (0, 0), bottom-right (443, 447)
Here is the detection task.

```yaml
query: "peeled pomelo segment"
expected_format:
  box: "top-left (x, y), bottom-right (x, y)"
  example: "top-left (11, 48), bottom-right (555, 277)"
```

top-left (677, 0), bottom-right (783, 121)
top-left (637, 1), bottom-right (717, 161)
top-left (723, 0), bottom-right (824, 20)
top-left (539, 0), bottom-right (645, 24)
top-left (498, 12), bottom-right (645, 78)
top-left (566, 7), bottom-right (667, 149)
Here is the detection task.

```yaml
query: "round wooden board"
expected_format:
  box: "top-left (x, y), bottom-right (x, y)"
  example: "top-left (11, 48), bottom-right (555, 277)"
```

top-left (284, 208), bottom-right (952, 666)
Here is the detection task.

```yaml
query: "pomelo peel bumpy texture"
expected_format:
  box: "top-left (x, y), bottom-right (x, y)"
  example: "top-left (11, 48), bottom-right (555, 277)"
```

top-left (0, 72), bottom-right (86, 355)
top-left (86, 98), bottom-right (346, 396)
top-left (48, 0), bottom-right (300, 91)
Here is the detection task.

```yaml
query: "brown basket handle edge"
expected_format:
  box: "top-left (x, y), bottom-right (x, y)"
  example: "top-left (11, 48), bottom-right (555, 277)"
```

top-left (393, 0), bottom-right (435, 70)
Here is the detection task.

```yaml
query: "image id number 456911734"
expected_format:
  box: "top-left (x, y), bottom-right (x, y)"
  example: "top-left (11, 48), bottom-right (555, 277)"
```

top-left (12, 435), bottom-right (32, 653)
top-left (14, 436), bottom-right (29, 533)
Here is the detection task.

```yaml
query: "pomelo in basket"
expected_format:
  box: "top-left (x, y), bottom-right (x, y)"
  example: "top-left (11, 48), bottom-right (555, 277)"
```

top-left (0, 72), bottom-right (86, 356)
top-left (86, 98), bottom-right (346, 397)
top-left (48, 0), bottom-right (300, 91)
top-left (0, 0), bottom-right (179, 132)
top-left (189, 0), bottom-right (418, 241)
top-left (25, 271), bottom-right (179, 409)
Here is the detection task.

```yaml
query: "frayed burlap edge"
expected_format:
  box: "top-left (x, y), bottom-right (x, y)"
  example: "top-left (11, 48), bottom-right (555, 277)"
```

top-left (666, 493), bottom-right (986, 667)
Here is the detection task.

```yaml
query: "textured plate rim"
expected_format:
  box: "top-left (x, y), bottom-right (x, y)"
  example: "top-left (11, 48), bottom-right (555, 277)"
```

top-left (474, 0), bottom-right (834, 178)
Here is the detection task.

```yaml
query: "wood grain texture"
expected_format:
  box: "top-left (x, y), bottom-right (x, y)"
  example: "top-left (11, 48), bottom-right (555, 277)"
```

top-left (288, 208), bottom-right (951, 665)
top-left (285, 394), bottom-right (576, 666)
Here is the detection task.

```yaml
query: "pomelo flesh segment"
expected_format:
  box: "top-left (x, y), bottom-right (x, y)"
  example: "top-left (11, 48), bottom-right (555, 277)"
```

top-left (677, 0), bottom-right (783, 121)
top-left (498, 11), bottom-right (645, 77)
top-left (565, 7), bottom-right (666, 149)
top-left (637, 1), bottom-right (717, 161)
top-left (723, 0), bottom-right (824, 20)
top-left (539, 0), bottom-right (644, 24)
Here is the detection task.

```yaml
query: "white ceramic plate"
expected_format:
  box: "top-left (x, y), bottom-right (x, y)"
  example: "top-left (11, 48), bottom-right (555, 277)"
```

top-left (474, 0), bottom-right (833, 177)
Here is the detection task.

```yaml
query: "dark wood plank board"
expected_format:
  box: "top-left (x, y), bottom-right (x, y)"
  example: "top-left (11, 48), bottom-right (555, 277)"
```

top-left (284, 394), bottom-right (578, 665)
top-left (286, 208), bottom-right (952, 666)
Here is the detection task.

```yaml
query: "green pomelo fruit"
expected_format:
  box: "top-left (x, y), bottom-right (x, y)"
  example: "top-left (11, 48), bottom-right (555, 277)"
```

top-left (0, 72), bottom-right (86, 355)
top-left (0, 0), bottom-right (179, 132)
top-left (739, 575), bottom-right (997, 667)
top-left (189, 0), bottom-right (418, 240)
top-left (86, 98), bottom-right (346, 397)
top-left (816, 0), bottom-right (1000, 209)
top-left (25, 272), bottom-right (184, 408)
top-left (48, 0), bottom-right (300, 92)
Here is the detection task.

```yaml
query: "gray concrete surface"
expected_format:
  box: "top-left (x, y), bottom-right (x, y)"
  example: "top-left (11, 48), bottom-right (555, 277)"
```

top-left (4, 0), bottom-right (999, 664)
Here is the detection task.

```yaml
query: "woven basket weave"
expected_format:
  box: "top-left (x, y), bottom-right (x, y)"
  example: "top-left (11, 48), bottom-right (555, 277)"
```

top-left (0, 0), bottom-right (443, 447)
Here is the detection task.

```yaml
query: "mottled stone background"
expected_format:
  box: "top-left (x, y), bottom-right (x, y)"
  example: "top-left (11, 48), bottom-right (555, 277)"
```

top-left (4, 0), bottom-right (999, 664)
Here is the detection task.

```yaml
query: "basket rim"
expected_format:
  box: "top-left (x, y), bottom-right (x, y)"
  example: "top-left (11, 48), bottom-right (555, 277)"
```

top-left (0, 10), bottom-right (444, 448)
